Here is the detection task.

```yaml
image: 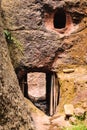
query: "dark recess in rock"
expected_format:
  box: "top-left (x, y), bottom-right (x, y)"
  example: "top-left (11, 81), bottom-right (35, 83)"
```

top-left (53, 8), bottom-right (66, 29)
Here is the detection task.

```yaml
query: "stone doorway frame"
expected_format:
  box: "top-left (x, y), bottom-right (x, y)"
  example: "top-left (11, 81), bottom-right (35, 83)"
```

top-left (19, 70), bottom-right (60, 116)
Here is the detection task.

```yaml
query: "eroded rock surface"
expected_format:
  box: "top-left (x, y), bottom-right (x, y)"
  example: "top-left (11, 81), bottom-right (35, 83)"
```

top-left (57, 66), bottom-right (87, 113)
top-left (1, 0), bottom-right (87, 70)
top-left (0, 4), bottom-right (35, 130)
top-left (27, 72), bottom-right (46, 101)
top-left (1, 0), bottom-right (87, 129)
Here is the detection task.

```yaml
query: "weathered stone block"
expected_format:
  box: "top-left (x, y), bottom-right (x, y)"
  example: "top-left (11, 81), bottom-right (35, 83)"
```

top-left (57, 66), bottom-right (87, 114)
top-left (27, 72), bottom-right (46, 101)
top-left (74, 108), bottom-right (86, 120)
top-left (69, 116), bottom-right (77, 125)
top-left (2, 0), bottom-right (87, 69)
top-left (64, 104), bottom-right (74, 116)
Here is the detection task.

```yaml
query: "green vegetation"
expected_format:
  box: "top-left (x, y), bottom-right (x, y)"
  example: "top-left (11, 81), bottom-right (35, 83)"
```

top-left (4, 30), bottom-right (12, 43)
top-left (4, 30), bottom-right (24, 68)
top-left (63, 124), bottom-right (87, 130)
top-left (75, 113), bottom-right (86, 121)
top-left (4, 30), bottom-right (23, 52)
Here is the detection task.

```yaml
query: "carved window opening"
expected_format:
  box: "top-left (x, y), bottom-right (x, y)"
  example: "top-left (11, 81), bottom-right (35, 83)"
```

top-left (53, 9), bottom-right (66, 29)
top-left (44, 8), bottom-right (74, 35)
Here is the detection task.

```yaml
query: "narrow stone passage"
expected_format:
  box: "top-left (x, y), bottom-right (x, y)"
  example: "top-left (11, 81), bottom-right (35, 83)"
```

top-left (18, 70), bottom-right (60, 116)
top-left (25, 98), bottom-right (71, 130)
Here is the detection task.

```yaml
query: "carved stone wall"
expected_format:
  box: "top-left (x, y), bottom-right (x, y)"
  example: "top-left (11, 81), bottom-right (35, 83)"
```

top-left (1, 0), bottom-right (87, 115)
top-left (27, 72), bottom-right (46, 101)
top-left (1, 0), bottom-right (87, 71)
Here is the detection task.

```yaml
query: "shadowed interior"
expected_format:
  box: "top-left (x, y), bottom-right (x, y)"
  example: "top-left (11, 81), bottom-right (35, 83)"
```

top-left (16, 68), bottom-right (60, 116)
top-left (53, 8), bottom-right (66, 29)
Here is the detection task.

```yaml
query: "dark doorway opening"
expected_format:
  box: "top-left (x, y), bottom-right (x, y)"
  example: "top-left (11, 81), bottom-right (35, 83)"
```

top-left (19, 76), bottom-right (29, 98)
top-left (15, 67), bottom-right (29, 98)
top-left (23, 74), bottom-right (28, 98)
top-left (16, 69), bottom-right (60, 116)
top-left (53, 8), bottom-right (66, 29)
top-left (46, 72), bottom-right (52, 115)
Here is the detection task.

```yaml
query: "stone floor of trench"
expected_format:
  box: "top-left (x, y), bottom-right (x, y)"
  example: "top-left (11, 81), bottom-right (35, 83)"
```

top-left (25, 98), bottom-right (71, 130)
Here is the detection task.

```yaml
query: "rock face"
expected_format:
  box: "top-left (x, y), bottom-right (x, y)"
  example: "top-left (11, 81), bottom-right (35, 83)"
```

top-left (1, 0), bottom-right (87, 70)
top-left (57, 66), bottom-right (87, 113)
top-left (27, 72), bottom-right (46, 101)
top-left (1, 0), bottom-right (87, 116)
top-left (74, 108), bottom-right (86, 120)
top-left (0, 3), bottom-right (35, 130)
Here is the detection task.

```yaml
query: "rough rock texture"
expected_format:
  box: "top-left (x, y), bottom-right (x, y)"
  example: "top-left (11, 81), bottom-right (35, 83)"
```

top-left (1, 0), bottom-right (87, 70)
top-left (27, 72), bottom-right (46, 101)
top-left (25, 98), bottom-right (50, 130)
top-left (1, 0), bottom-right (87, 123)
top-left (50, 115), bottom-right (71, 129)
top-left (74, 108), bottom-right (86, 119)
top-left (57, 66), bottom-right (87, 113)
top-left (0, 3), bottom-right (35, 130)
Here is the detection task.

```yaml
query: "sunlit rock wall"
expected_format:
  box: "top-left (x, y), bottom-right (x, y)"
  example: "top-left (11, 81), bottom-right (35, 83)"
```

top-left (1, 0), bottom-right (87, 113)
top-left (1, 0), bottom-right (87, 70)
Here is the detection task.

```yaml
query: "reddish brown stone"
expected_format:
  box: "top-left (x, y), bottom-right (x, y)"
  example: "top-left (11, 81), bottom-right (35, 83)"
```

top-left (27, 72), bottom-right (46, 101)
top-left (1, 0), bottom-right (87, 70)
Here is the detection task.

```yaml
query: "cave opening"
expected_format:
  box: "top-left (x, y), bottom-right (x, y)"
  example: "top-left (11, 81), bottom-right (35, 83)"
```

top-left (16, 68), bottom-right (60, 116)
top-left (53, 8), bottom-right (66, 29)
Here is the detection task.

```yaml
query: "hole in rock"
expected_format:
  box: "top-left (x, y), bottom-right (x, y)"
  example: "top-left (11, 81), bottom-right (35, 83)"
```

top-left (53, 8), bottom-right (66, 29)
top-left (16, 68), bottom-right (60, 116)
top-left (44, 8), bottom-right (73, 34)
